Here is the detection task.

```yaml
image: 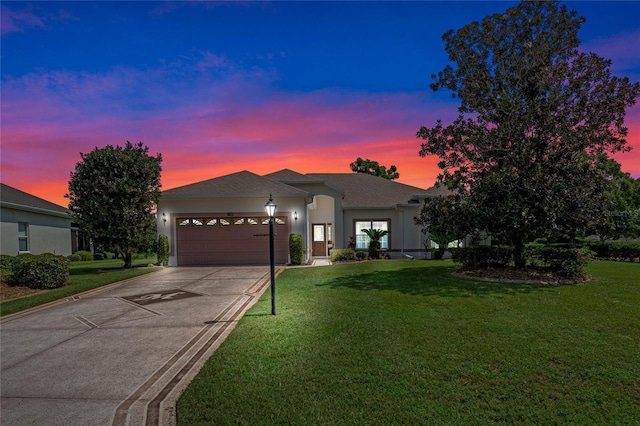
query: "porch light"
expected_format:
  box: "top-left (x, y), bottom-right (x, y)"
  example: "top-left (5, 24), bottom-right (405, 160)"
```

top-left (162, 212), bottom-right (167, 225)
top-left (264, 194), bottom-right (277, 315)
top-left (294, 211), bottom-right (298, 223)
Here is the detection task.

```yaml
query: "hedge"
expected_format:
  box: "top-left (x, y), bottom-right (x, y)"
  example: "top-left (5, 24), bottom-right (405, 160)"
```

top-left (330, 249), bottom-right (356, 262)
top-left (157, 234), bottom-right (169, 266)
top-left (583, 241), bottom-right (640, 262)
top-left (289, 233), bottom-right (303, 265)
top-left (8, 253), bottom-right (70, 289)
top-left (75, 250), bottom-right (94, 261)
top-left (451, 246), bottom-right (513, 269)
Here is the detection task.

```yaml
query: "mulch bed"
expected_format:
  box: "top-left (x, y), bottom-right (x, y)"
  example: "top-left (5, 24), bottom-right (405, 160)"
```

top-left (0, 275), bottom-right (47, 302)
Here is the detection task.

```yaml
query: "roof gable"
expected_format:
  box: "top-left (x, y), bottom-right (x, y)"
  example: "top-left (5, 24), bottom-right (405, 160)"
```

top-left (0, 183), bottom-right (70, 216)
top-left (161, 170), bottom-right (310, 199)
top-left (307, 173), bottom-right (432, 208)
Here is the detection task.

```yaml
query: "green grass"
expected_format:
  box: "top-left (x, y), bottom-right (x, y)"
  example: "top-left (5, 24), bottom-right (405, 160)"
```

top-left (177, 260), bottom-right (640, 425)
top-left (0, 256), bottom-right (160, 316)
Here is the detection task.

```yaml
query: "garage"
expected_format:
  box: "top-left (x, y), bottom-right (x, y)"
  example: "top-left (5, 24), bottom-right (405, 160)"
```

top-left (176, 215), bottom-right (290, 266)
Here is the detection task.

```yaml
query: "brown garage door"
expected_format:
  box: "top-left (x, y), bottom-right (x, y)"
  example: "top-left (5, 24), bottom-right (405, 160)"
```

top-left (176, 215), bottom-right (290, 266)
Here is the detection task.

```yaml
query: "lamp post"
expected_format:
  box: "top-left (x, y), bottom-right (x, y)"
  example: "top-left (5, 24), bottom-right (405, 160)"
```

top-left (264, 194), bottom-right (277, 315)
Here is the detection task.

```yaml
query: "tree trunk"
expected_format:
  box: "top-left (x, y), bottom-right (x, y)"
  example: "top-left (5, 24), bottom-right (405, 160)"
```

top-left (124, 251), bottom-right (133, 268)
top-left (513, 241), bottom-right (526, 269)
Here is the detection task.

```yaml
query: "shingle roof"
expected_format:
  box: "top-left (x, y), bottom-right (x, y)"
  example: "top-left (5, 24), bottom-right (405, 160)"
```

top-left (264, 169), bottom-right (321, 183)
top-left (307, 173), bottom-right (433, 208)
top-left (0, 183), bottom-right (69, 215)
top-left (161, 170), bottom-right (310, 199)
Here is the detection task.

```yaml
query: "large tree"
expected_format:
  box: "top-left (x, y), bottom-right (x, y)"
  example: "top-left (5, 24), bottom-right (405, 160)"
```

top-left (417, 0), bottom-right (640, 267)
top-left (67, 141), bottom-right (162, 268)
top-left (350, 157), bottom-right (400, 180)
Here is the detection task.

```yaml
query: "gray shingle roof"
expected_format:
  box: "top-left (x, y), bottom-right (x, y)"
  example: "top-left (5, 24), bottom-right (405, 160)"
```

top-left (264, 169), bottom-right (321, 183)
top-left (307, 173), bottom-right (434, 208)
top-left (0, 183), bottom-right (69, 215)
top-left (161, 170), bottom-right (310, 199)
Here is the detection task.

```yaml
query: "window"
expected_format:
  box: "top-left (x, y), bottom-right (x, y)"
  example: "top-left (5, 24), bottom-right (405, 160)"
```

top-left (18, 222), bottom-right (29, 252)
top-left (234, 218), bottom-right (245, 225)
top-left (207, 219), bottom-right (217, 226)
top-left (355, 220), bottom-right (389, 250)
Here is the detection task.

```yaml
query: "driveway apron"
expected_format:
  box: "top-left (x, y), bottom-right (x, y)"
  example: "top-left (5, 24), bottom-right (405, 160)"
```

top-left (0, 266), bottom-right (273, 426)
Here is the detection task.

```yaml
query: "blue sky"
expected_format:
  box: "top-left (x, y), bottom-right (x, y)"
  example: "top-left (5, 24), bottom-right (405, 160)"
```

top-left (2, 1), bottom-right (639, 206)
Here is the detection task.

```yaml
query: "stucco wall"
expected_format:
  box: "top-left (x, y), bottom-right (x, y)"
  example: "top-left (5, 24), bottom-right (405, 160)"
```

top-left (0, 207), bottom-right (72, 256)
top-left (343, 206), bottom-right (428, 258)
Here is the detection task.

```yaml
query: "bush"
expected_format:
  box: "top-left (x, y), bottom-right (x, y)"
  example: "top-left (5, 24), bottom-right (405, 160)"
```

top-left (94, 252), bottom-right (105, 261)
top-left (584, 241), bottom-right (640, 262)
top-left (330, 249), bottom-right (356, 262)
top-left (452, 246), bottom-right (513, 269)
top-left (289, 233), bottom-right (303, 265)
top-left (1, 255), bottom-right (17, 273)
top-left (75, 250), bottom-right (94, 261)
top-left (157, 234), bottom-right (169, 266)
top-left (355, 251), bottom-right (368, 260)
top-left (525, 245), bottom-right (593, 278)
top-left (67, 253), bottom-right (82, 262)
top-left (8, 253), bottom-right (69, 289)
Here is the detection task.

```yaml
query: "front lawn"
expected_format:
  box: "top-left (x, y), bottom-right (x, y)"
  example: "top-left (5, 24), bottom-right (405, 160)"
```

top-left (0, 256), bottom-right (160, 316)
top-left (178, 260), bottom-right (640, 425)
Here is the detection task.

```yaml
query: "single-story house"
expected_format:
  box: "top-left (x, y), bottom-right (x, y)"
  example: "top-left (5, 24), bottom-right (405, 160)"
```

top-left (158, 169), bottom-right (450, 266)
top-left (0, 183), bottom-right (74, 256)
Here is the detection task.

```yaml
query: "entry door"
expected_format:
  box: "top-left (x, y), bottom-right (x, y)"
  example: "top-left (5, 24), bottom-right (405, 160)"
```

top-left (312, 224), bottom-right (326, 256)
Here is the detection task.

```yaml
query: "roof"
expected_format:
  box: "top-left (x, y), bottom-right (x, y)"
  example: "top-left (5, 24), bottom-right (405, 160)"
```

top-left (307, 173), bottom-right (433, 208)
top-left (0, 183), bottom-right (70, 217)
top-left (161, 170), bottom-right (310, 199)
top-left (264, 169), bottom-right (321, 183)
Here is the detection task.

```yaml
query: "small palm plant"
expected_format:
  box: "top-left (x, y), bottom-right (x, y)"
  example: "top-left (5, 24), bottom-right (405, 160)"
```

top-left (361, 228), bottom-right (389, 258)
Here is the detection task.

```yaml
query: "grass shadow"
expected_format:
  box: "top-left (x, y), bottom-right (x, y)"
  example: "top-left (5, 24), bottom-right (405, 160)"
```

top-left (317, 265), bottom-right (543, 297)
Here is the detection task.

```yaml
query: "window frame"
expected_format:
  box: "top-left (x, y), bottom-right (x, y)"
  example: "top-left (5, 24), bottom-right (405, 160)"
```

top-left (354, 220), bottom-right (390, 250)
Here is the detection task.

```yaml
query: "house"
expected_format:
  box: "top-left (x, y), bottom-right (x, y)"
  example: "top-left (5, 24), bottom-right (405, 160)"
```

top-left (0, 183), bottom-right (73, 256)
top-left (158, 170), bottom-right (449, 266)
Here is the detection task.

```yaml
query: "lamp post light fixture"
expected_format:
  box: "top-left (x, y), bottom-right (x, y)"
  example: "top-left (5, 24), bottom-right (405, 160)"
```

top-left (162, 212), bottom-right (167, 225)
top-left (264, 194), bottom-right (277, 315)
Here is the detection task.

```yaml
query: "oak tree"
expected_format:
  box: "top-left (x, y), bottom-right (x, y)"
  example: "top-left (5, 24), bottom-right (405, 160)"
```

top-left (350, 157), bottom-right (400, 180)
top-left (417, 0), bottom-right (640, 267)
top-left (67, 141), bottom-right (162, 268)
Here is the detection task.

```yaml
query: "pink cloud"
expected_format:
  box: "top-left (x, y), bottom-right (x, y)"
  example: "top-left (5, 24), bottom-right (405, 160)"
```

top-left (3, 51), bottom-right (639, 207)
top-left (1, 6), bottom-right (45, 35)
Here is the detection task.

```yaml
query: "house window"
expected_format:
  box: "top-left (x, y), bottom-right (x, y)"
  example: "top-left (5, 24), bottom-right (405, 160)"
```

top-left (18, 222), bottom-right (29, 252)
top-left (355, 220), bottom-right (389, 250)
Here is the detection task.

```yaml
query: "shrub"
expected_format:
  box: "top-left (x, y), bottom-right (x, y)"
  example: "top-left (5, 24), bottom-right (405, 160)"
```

top-left (1, 255), bottom-right (17, 273)
top-left (8, 253), bottom-right (69, 289)
top-left (289, 233), bottom-right (303, 265)
top-left (75, 250), bottom-right (94, 261)
top-left (584, 241), bottom-right (640, 262)
top-left (525, 245), bottom-right (593, 278)
top-left (355, 251), bottom-right (368, 260)
top-left (452, 246), bottom-right (513, 269)
top-left (67, 253), bottom-right (82, 262)
top-left (330, 249), bottom-right (356, 262)
top-left (94, 253), bottom-right (105, 261)
top-left (157, 234), bottom-right (169, 266)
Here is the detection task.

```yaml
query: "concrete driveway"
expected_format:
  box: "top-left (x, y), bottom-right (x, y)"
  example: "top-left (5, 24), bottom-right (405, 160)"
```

top-left (0, 266), bottom-right (274, 426)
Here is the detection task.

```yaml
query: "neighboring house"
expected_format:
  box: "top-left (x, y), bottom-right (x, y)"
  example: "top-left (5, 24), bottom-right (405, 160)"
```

top-left (158, 169), bottom-right (450, 266)
top-left (0, 183), bottom-right (73, 256)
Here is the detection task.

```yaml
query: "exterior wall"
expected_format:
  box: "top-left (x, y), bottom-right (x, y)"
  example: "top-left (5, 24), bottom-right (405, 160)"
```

top-left (157, 196), bottom-right (308, 266)
top-left (342, 205), bottom-right (428, 259)
top-left (0, 206), bottom-right (72, 256)
top-left (307, 195), bottom-right (335, 257)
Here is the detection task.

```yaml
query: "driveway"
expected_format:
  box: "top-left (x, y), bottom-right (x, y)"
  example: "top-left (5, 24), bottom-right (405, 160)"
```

top-left (0, 266), bottom-right (274, 426)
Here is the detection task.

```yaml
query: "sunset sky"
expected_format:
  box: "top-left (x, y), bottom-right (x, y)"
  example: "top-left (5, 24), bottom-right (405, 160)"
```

top-left (2, 1), bottom-right (640, 207)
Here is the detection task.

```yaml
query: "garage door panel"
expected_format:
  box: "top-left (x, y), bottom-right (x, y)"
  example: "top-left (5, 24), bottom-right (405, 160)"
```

top-left (177, 216), bottom-right (289, 266)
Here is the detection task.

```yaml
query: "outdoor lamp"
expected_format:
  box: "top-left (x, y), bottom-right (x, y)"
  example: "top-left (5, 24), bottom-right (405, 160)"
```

top-left (162, 212), bottom-right (167, 225)
top-left (294, 211), bottom-right (298, 223)
top-left (264, 194), bottom-right (277, 315)
top-left (264, 194), bottom-right (277, 218)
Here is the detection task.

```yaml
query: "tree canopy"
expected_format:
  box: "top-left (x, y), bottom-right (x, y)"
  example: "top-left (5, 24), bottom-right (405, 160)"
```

top-left (350, 157), bottom-right (399, 180)
top-left (67, 141), bottom-right (162, 268)
top-left (417, 0), bottom-right (640, 267)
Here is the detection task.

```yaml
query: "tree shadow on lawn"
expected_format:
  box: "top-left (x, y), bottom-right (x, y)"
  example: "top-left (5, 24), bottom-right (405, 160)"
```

top-left (317, 266), bottom-right (543, 298)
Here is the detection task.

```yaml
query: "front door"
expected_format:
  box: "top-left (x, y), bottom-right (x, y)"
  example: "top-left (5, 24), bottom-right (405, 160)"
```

top-left (312, 224), bottom-right (326, 256)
